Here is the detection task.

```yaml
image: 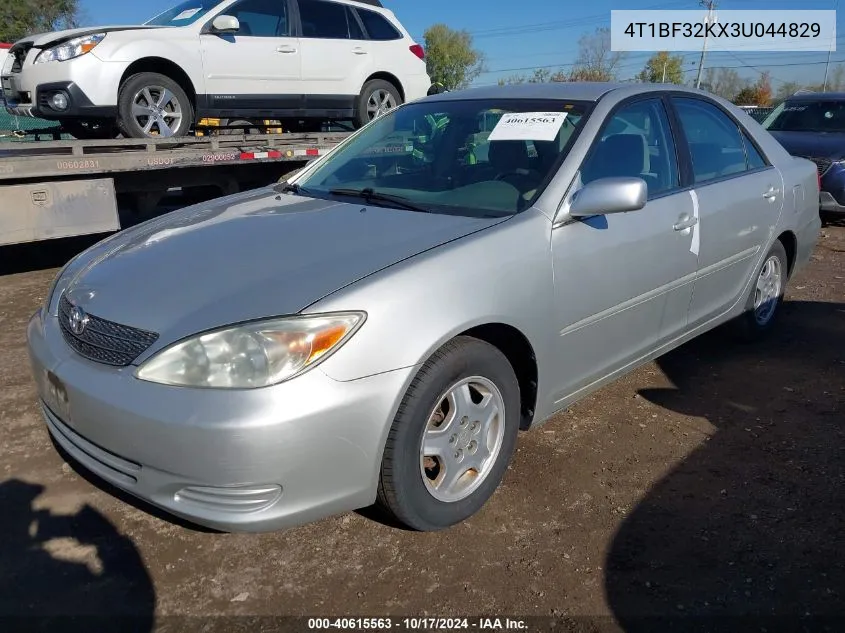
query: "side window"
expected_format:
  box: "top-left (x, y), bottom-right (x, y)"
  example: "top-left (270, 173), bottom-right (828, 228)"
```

top-left (346, 7), bottom-right (365, 40)
top-left (298, 0), bottom-right (353, 39)
top-left (673, 97), bottom-right (750, 184)
top-left (227, 0), bottom-right (289, 37)
top-left (742, 131), bottom-right (768, 170)
top-left (356, 8), bottom-right (402, 40)
top-left (580, 98), bottom-right (680, 198)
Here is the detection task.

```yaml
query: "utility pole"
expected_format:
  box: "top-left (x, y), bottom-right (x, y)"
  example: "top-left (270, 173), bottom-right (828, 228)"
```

top-left (695, 0), bottom-right (716, 89)
top-left (822, 0), bottom-right (838, 91)
top-left (662, 59), bottom-right (667, 83)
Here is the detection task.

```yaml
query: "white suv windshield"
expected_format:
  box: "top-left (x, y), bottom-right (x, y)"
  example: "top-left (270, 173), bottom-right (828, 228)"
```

top-left (295, 98), bottom-right (589, 217)
top-left (145, 0), bottom-right (220, 26)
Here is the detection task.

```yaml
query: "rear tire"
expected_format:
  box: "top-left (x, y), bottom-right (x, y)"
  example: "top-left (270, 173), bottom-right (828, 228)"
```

top-left (732, 239), bottom-right (788, 342)
top-left (354, 79), bottom-right (402, 128)
top-left (376, 336), bottom-right (520, 531)
top-left (117, 72), bottom-right (193, 139)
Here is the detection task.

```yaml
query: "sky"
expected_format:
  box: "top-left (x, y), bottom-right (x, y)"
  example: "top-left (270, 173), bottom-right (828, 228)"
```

top-left (76, 0), bottom-right (845, 90)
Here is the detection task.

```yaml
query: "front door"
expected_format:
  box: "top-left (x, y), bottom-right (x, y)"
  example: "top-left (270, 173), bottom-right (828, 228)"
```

top-left (200, 0), bottom-right (302, 113)
top-left (670, 96), bottom-right (785, 329)
top-left (550, 96), bottom-right (699, 404)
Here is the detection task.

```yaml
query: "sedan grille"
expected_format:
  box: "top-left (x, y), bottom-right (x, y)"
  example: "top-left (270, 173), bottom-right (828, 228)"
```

top-left (799, 156), bottom-right (833, 177)
top-left (58, 295), bottom-right (159, 366)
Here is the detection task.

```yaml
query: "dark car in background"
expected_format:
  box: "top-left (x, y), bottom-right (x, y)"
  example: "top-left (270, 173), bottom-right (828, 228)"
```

top-left (763, 93), bottom-right (845, 222)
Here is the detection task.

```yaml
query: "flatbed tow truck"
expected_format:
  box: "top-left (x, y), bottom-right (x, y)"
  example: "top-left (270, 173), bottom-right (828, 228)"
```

top-left (0, 128), bottom-right (351, 246)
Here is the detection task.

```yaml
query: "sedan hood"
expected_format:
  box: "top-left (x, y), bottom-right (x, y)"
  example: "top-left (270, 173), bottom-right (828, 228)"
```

top-left (15, 26), bottom-right (161, 49)
top-left (769, 130), bottom-right (845, 160)
top-left (60, 188), bottom-right (504, 347)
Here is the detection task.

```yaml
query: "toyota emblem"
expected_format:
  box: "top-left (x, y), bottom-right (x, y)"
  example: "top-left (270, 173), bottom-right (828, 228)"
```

top-left (68, 305), bottom-right (89, 336)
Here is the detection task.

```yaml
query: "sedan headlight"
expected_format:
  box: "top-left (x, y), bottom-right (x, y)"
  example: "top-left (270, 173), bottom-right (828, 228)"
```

top-left (35, 34), bottom-right (106, 64)
top-left (136, 312), bottom-right (366, 389)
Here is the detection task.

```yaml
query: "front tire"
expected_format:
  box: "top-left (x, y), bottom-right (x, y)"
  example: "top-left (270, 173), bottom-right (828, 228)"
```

top-left (732, 239), bottom-right (788, 342)
top-left (117, 72), bottom-right (193, 139)
top-left (376, 336), bottom-right (521, 531)
top-left (354, 79), bottom-right (402, 128)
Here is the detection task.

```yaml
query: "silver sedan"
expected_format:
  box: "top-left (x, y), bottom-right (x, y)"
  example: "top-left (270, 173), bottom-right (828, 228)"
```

top-left (27, 82), bottom-right (821, 533)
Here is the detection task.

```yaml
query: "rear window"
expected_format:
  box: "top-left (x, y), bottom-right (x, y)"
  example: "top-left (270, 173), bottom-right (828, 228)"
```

top-left (356, 8), bottom-right (401, 41)
top-left (764, 100), bottom-right (845, 133)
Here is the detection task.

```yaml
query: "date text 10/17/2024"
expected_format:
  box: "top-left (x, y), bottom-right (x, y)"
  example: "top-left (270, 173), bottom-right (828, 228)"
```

top-left (307, 618), bottom-right (529, 630)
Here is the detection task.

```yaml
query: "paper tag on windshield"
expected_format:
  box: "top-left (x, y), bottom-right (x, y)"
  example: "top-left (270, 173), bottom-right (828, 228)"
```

top-left (173, 8), bottom-right (201, 20)
top-left (487, 112), bottom-right (568, 142)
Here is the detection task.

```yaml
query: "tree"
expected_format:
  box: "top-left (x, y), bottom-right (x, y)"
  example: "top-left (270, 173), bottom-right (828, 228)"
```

top-left (498, 67), bottom-right (567, 86)
top-left (423, 24), bottom-right (486, 91)
top-left (569, 27), bottom-right (626, 82)
top-left (529, 68), bottom-right (550, 84)
top-left (0, 0), bottom-right (80, 42)
top-left (733, 72), bottom-right (772, 106)
top-left (637, 51), bottom-right (685, 84)
top-left (775, 81), bottom-right (804, 101)
top-left (699, 67), bottom-right (749, 101)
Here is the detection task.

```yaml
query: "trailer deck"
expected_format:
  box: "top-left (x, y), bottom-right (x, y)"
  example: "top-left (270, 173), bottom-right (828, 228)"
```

top-left (0, 132), bottom-right (351, 246)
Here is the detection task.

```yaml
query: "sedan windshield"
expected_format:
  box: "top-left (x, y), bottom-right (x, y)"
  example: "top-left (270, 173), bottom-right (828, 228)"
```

top-left (295, 98), bottom-right (590, 217)
top-left (764, 100), bottom-right (845, 133)
top-left (145, 0), bottom-right (220, 26)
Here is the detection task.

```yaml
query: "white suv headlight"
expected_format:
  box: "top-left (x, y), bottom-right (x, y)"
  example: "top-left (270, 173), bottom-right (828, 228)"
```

top-left (35, 34), bottom-right (106, 64)
top-left (136, 312), bottom-right (366, 389)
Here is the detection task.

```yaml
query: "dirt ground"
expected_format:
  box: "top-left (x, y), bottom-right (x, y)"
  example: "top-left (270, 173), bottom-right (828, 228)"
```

top-left (0, 224), bottom-right (843, 633)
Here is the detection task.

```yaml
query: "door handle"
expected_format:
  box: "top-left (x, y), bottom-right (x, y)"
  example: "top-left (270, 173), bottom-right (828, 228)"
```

top-left (352, 47), bottom-right (368, 55)
top-left (673, 214), bottom-right (699, 231)
top-left (762, 186), bottom-right (780, 200)
top-left (276, 45), bottom-right (297, 53)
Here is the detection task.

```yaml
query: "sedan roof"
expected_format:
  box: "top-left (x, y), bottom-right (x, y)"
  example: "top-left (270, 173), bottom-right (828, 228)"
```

top-left (424, 81), bottom-right (717, 104)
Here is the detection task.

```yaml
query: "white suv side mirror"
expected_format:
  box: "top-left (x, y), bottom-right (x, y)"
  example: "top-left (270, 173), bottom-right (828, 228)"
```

top-left (211, 15), bottom-right (240, 34)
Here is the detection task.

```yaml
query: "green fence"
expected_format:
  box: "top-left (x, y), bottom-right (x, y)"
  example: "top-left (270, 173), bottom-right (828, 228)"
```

top-left (0, 93), bottom-right (69, 141)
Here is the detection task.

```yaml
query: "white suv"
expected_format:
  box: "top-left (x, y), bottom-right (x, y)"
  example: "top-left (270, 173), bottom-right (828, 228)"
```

top-left (1, 0), bottom-right (432, 138)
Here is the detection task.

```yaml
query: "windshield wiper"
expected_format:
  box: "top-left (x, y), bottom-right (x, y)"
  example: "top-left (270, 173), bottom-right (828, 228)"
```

top-left (328, 187), bottom-right (431, 213)
top-left (276, 182), bottom-right (308, 195)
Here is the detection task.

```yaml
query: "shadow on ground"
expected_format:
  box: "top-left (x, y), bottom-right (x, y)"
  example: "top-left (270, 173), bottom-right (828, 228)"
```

top-left (605, 301), bottom-right (845, 632)
top-left (0, 479), bottom-right (156, 632)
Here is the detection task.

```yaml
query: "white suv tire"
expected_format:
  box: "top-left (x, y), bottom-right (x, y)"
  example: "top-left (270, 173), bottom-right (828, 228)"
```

top-left (355, 78), bottom-right (402, 128)
top-left (117, 72), bottom-right (194, 139)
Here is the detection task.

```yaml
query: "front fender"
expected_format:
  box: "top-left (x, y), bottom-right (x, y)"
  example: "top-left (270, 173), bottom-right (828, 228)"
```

top-left (306, 208), bottom-right (557, 401)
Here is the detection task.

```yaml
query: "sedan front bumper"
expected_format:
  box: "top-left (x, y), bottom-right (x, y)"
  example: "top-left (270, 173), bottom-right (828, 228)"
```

top-left (27, 308), bottom-right (415, 532)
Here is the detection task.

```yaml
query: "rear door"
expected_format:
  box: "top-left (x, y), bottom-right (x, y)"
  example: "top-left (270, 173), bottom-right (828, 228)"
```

top-left (199, 0), bottom-right (302, 112)
top-left (669, 95), bottom-right (785, 329)
top-left (295, 0), bottom-right (373, 113)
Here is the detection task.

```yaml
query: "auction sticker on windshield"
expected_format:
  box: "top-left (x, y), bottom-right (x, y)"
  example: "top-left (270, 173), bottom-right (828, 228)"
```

top-left (487, 112), bottom-right (568, 142)
top-left (173, 8), bottom-right (202, 21)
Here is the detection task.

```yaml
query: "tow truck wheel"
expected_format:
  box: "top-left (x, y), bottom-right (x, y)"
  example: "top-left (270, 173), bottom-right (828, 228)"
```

top-left (117, 72), bottom-right (193, 139)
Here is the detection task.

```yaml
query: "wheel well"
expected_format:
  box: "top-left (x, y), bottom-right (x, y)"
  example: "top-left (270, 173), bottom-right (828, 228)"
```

top-left (365, 72), bottom-right (405, 101)
top-left (777, 230), bottom-right (797, 278)
top-left (120, 58), bottom-right (197, 109)
top-left (461, 324), bottom-right (538, 431)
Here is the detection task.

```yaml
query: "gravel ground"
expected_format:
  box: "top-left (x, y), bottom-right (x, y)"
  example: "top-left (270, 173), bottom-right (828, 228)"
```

top-left (0, 224), bottom-right (842, 633)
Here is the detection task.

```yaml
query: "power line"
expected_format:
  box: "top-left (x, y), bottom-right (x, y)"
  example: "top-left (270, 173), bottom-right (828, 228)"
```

top-left (683, 59), bottom-right (845, 72)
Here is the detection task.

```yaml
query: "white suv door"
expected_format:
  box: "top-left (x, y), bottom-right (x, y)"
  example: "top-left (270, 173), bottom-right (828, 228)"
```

top-left (200, 0), bottom-right (302, 111)
top-left (296, 0), bottom-right (373, 111)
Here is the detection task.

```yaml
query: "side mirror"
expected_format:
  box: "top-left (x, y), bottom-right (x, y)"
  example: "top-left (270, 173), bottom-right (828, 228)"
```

top-left (569, 176), bottom-right (647, 217)
top-left (210, 15), bottom-right (240, 34)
